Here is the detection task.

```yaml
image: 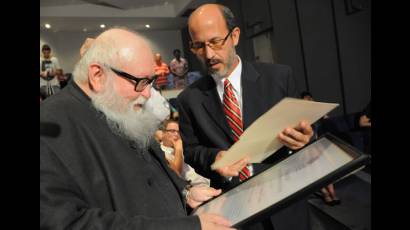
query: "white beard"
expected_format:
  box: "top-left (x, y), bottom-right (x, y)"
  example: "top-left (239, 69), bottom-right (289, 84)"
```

top-left (90, 78), bottom-right (169, 149)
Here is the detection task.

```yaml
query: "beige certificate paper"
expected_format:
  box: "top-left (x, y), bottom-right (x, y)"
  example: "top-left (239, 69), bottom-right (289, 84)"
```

top-left (211, 97), bottom-right (338, 170)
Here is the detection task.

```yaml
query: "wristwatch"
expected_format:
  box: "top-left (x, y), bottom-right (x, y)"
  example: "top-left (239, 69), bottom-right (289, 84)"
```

top-left (182, 184), bottom-right (193, 203)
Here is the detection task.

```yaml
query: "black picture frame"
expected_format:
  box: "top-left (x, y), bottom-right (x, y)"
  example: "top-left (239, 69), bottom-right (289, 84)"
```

top-left (191, 133), bottom-right (371, 227)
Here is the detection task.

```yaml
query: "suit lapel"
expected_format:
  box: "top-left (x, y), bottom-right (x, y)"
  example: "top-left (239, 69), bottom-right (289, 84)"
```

top-left (200, 63), bottom-right (262, 140)
top-left (241, 62), bottom-right (261, 129)
top-left (200, 77), bottom-right (235, 142)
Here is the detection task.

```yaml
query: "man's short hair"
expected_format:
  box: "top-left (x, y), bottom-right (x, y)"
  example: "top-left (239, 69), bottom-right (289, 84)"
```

top-left (163, 119), bottom-right (178, 130)
top-left (300, 91), bottom-right (313, 99)
top-left (218, 5), bottom-right (238, 31)
top-left (42, 44), bottom-right (51, 51)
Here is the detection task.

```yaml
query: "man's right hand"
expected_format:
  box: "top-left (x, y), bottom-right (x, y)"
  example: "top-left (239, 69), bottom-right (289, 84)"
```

top-left (214, 151), bottom-right (250, 177)
top-left (198, 213), bottom-right (236, 230)
top-left (172, 138), bottom-right (183, 152)
top-left (359, 115), bottom-right (371, 127)
top-left (187, 186), bottom-right (221, 208)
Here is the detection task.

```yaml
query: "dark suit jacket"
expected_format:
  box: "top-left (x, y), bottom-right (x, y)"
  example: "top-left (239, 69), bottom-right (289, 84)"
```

top-left (40, 82), bottom-right (200, 230)
top-left (177, 61), bottom-right (298, 189)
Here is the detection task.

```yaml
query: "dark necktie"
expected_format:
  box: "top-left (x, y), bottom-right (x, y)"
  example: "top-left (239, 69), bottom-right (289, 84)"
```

top-left (223, 79), bottom-right (251, 181)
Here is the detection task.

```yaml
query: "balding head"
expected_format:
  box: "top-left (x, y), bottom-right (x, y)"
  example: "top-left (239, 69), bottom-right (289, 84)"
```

top-left (188, 4), bottom-right (237, 38)
top-left (187, 4), bottom-right (240, 79)
top-left (154, 53), bottom-right (162, 64)
top-left (95, 29), bottom-right (153, 69)
top-left (73, 28), bottom-right (154, 94)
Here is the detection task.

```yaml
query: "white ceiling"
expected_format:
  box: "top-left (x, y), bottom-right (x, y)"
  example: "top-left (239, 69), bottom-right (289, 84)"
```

top-left (40, 0), bottom-right (215, 32)
top-left (41, 0), bottom-right (176, 9)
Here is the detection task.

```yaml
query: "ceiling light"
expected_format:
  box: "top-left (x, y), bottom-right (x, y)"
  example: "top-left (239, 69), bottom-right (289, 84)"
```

top-left (45, 24), bottom-right (51, 29)
top-left (100, 24), bottom-right (106, 28)
top-left (83, 28), bottom-right (88, 32)
top-left (145, 24), bottom-right (150, 28)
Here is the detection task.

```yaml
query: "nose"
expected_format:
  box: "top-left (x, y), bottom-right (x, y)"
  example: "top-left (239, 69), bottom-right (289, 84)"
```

top-left (204, 44), bottom-right (216, 60)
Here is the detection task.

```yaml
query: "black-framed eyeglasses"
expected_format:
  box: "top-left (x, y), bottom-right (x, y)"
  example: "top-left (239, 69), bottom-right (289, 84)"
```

top-left (109, 66), bottom-right (157, 92)
top-left (189, 28), bottom-right (234, 53)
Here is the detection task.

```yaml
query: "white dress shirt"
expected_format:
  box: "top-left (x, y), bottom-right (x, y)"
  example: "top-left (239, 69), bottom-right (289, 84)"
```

top-left (212, 55), bottom-right (243, 116)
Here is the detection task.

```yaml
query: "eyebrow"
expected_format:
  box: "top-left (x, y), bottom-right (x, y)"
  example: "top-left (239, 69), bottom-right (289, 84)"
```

top-left (209, 37), bottom-right (224, 41)
top-left (193, 35), bottom-right (225, 43)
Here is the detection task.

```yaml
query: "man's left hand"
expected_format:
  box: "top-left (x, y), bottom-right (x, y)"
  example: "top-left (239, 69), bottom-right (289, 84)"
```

top-left (187, 185), bottom-right (222, 209)
top-left (278, 120), bottom-right (313, 150)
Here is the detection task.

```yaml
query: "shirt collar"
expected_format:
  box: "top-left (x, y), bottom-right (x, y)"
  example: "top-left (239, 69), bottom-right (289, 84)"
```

top-left (212, 55), bottom-right (242, 94)
top-left (160, 143), bottom-right (174, 153)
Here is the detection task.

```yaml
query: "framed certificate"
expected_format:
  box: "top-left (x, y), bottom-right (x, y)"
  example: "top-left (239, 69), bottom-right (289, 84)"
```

top-left (192, 133), bottom-right (370, 227)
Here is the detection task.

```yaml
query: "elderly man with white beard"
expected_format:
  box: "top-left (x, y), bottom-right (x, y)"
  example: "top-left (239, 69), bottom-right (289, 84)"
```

top-left (40, 28), bottom-right (234, 230)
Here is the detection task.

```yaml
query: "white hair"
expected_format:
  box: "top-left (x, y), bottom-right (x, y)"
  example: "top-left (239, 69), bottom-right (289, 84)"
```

top-left (74, 28), bottom-right (166, 149)
top-left (90, 73), bottom-right (164, 149)
top-left (73, 38), bottom-right (115, 84)
top-left (73, 27), bottom-right (139, 84)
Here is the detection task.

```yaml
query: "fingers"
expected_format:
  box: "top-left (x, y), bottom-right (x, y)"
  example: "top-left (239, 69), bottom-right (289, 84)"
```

top-left (213, 188), bottom-right (222, 196)
top-left (206, 188), bottom-right (222, 197)
top-left (189, 187), bottom-right (221, 205)
top-left (218, 166), bottom-right (239, 177)
top-left (231, 156), bottom-right (249, 171)
top-left (278, 132), bottom-right (303, 150)
top-left (205, 213), bottom-right (232, 227)
top-left (199, 187), bottom-right (221, 196)
top-left (198, 213), bottom-right (236, 230)
top-left (298, 121), bottom-right (313, 137)
top-left (217, 156), bottom-right (249, 177)
top-left (197, 187), bottom-right (222, 200)
top-left (278, 121), bottom-right (313, 150)
top-left (175, 138), bottom-right (183, 145)
top-left (278, 128), bottom-right (306, 149)
top-left (215, 152), bottom-right (249, 177)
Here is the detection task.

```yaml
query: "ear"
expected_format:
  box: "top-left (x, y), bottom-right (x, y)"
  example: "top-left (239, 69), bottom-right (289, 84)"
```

top-left (88, 63), bottom-right (106, 93)
top-left (232, 27), bottom-right (241, 47)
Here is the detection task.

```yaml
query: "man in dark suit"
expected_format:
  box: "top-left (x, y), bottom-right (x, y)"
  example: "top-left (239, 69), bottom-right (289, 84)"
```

top-left (40, 28), bottom-right (234, 230)
top-left (177, 4), bottom-right (313, 230)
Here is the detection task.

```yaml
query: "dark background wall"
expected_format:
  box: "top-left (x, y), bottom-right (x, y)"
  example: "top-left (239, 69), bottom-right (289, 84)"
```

top-left (181, 0), bottom-right (371, 117)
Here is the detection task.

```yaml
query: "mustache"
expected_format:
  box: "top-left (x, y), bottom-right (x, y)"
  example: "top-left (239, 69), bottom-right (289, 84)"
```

top-left (206, 58), bottom-right (222, 66)
top-left (134, 96), bottom-right (148, 107)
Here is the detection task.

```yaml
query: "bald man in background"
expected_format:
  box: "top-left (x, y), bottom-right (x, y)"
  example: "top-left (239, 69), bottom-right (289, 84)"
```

top-left (154, 53), bottom-right (170, 90)
top-left (40, 28), bottom-right (234, 230)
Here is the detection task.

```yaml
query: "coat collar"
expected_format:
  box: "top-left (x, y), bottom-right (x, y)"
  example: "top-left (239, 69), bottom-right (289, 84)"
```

top-left (200, 76), bottom-right (235, 142)
top-left (241, 61), bottom-right (261, 129)
top-left (198, 61), bottom-right (261, 140)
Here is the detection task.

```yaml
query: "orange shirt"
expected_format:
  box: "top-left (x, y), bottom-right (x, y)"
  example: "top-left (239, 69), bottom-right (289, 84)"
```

top-left (154, 62), bottom-right (170, 87)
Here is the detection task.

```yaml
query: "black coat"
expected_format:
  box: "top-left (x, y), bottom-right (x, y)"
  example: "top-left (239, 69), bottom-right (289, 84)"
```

top-left (40, 82), bottom-right (200, 230)
top-left (177, 61), bottom-right (298, 189)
